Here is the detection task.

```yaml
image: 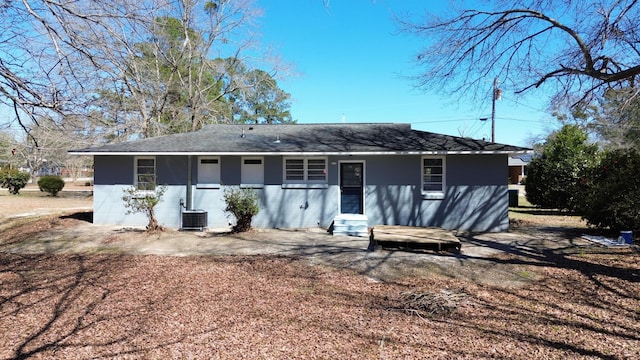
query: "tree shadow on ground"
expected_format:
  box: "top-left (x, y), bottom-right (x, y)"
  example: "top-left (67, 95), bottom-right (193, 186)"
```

top-left (60, 211), bottom-right (93, 223)
top-left (458, 230), bottom-right (640, 286)
top-left (0, 254), bottom-right (129, 359)
top-left (1, 226), bottom-right (639, 358)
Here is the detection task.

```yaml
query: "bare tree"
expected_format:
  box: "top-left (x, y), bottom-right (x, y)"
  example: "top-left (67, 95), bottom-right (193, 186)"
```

top-left (1, 0), bottom-right (288, 143)
top-left (12, 115), bottom-right (95, 181)
top-left (399, 0), bottom-right (640, 107)
top-left (88, 0), bottom-right (288, 138)
top-left (0, 1), bottom-right (162, 142)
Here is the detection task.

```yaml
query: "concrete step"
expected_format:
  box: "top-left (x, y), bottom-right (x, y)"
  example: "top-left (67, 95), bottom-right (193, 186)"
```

top-left (332, 214), bottom-right (369, 237)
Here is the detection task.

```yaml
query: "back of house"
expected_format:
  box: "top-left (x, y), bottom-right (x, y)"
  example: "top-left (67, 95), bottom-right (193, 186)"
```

top-left (70, 123), bottom-right (531, 233)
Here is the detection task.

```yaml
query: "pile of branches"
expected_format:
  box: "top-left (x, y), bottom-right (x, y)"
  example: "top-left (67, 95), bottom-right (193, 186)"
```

top-left (390, 289), bottom-right (469, 318)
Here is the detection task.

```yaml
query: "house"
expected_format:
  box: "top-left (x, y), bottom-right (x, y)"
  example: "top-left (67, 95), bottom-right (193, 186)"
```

top-left (508, 153), bottom-right (532, 184)
top-left (69, 123), bottom-right (531, 233)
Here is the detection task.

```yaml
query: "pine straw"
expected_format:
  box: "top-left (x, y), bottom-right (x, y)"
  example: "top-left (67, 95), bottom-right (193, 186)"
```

top-left (1, 249), bottom-right (639, 359)
top-left (388, 289), bottom-right (471, 318)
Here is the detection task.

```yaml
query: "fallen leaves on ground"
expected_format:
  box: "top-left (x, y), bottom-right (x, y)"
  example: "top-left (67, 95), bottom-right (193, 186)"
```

top-left (1, 248), bottom-right (639, 359)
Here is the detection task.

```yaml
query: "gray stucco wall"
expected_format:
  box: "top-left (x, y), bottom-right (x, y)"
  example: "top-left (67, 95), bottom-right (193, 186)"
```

top-left (92, 154), bottom-right (509, 232)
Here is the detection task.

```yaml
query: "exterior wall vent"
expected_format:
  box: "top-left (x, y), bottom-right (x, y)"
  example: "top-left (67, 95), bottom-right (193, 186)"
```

top-left (182, 210), bottom-right (208, 231)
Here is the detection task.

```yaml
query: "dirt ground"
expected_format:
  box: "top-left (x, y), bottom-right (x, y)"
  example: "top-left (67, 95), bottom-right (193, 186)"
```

top-left (1, 188), bottom-right (597, 285)
top-left (1, 188), bottom-right (639, 359)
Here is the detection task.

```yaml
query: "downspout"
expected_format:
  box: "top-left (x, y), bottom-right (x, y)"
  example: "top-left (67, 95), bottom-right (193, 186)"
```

top-left (186, 155), bottom-right (193, 210)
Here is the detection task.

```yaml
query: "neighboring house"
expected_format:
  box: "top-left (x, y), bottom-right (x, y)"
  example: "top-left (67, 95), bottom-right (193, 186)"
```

top-left (18, 164), bottom-right (61, 182)
top-left (69, 123), bottom-right (531, 233)
top-left (508, 153), bottom-right (532, 184)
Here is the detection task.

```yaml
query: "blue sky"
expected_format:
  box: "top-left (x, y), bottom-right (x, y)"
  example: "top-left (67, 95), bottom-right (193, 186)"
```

top-left (256, 0), bottom-right (559, 147)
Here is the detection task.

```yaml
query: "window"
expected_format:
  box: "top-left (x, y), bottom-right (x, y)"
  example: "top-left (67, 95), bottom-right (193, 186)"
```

top-left (422, 156), bottom-right (445, 197)
top-left (285, 159), bottom-right (304, 181)
top-left (284, 157), bottom-right (327, 185)
top-left (198, 156), bottom-right (220, 187)
top-left (307, 158), bottom-right (327, 181)
top-left (241, 157), bottom-right (264, 187)
top-left (135, 156), bottom-right (156, 191)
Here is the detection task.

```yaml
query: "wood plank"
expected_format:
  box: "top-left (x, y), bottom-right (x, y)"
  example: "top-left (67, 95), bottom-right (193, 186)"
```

top-left (372, 225), bottom-right (460, 244)
top-left (371, 225), bottom-right (461, 252)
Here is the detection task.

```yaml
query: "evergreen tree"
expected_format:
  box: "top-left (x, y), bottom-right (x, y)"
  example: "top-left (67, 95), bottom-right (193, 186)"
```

top-left (578, 149), bottom-right (640, 233)
top-left (525, 125), bottom-right (599, 211)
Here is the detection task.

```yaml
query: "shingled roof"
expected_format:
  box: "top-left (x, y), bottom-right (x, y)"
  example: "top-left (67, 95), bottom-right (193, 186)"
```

top-left (69, 123), bottom-right (531, 155)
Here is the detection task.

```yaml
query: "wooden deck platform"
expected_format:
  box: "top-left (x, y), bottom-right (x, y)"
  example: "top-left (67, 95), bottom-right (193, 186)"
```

top-left (370, 225), bottom-right (461, 252)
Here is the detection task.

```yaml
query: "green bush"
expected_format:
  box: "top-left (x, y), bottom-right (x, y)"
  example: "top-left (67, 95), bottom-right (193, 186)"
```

top-left (122, 185), bottom-right (167, 232)
top-left (578, 149), bottom-right (640, 233)
top-left (37, 175), bottom-right (65, 196)
top-left (0, 169), bottom-right (30, 195)
top-left (525, 125), bottom-right (599, 211)
top-left (223, 187), bottom-right (260, 233)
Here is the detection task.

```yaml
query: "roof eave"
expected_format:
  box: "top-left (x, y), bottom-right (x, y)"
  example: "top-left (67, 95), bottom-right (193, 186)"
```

top-left (68, 150), bottom-right (532, 156)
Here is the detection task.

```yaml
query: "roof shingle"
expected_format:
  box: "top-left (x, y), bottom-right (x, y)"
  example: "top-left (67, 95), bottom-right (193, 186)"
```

top-left (70, 123), bottom-right (531, 155)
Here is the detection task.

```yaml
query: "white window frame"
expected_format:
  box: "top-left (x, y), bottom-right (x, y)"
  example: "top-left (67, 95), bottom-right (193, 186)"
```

top-left (282, 156), bottom-right (328, 188)
top-left (197, 156), bottom-right (221, 189)
top-left (241, 156), bottom-right (264, 188)
top-left (134, 156), bottom-right (156, 192)
top-left (421, 156), bottom-right (445, 199)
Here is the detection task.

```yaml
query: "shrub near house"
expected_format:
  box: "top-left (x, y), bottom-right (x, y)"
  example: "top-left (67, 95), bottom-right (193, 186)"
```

top-left (0, 168), bottom-right (30, 195)
top-left (223, 186), bottom-right (260, 233)
top-left (122, 184), bottom-right (168, 232)
top-left (37, 175), bottom-right (65, 196)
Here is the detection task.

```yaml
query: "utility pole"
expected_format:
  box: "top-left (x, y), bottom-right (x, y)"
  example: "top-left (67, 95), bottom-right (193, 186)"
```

top-left (491, 77), bottom-right (502, 143)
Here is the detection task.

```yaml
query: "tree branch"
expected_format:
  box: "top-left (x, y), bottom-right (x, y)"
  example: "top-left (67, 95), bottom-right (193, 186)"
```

top-left (401, 1), bottom-right (640, 108)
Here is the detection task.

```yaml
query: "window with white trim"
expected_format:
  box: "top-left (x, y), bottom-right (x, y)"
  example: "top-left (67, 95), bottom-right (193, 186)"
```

top-left (422, 156), bottom-right (445, 195)
top-left (135, 156), bottom-right (156, 191)
top-left (284, 157), bottom-right (327, 184)
top-left (198, 156), bottom-right (220, 186)
top-left (241, 157), bottom-right (264, 186)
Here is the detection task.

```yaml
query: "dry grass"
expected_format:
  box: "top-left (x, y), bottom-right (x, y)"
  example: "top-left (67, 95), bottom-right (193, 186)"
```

top-left (0, 188), bottom-right (92, 226)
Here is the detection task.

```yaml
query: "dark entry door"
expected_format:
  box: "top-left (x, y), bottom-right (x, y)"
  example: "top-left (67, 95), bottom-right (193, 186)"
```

top-left (340, 162), bottom-right (364, 214)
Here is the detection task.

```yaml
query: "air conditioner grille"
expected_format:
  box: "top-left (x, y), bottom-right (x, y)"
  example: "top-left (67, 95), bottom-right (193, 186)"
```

top-left (182, 211), bottom-right (207, 230)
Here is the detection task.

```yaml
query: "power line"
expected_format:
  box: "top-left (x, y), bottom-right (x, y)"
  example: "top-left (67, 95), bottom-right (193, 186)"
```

top-left (495, 116), bottom-right (555, 123)
top-left (411, 118), bottom-right (481, 124)
top-left (501, 94), bottom-right (549, 113)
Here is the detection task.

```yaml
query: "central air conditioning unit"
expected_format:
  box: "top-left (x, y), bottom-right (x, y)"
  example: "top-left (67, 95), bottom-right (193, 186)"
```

top-left (181, 210), bottom-right (208, 231)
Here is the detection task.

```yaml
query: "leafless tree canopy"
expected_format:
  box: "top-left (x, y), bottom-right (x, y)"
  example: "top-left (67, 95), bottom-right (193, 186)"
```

top-left (0, 0), bottom-right (148, 134)
top-left (0, 0), bottom-right (283, 144)
top-left (400, 0), bottom-right (640, 106)
top-left (0, 0), bottom-right (290, 177)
